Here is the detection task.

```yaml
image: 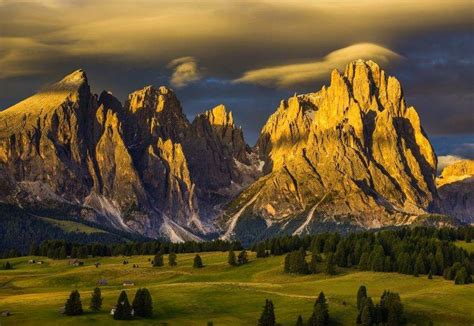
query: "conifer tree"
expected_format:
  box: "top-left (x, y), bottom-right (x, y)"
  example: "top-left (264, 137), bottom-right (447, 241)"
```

top-left (358, 252), bottom-right (370, 271)
top-left (296, 315), bottom-right (304, 326)
top-left (284, 253), bottom-right (291, 273)
top-left (89, 287), bottom-right (102, 311)
top-left (380, 291), bottom-right (404, 325)
top-left (193, 254), bottom-right (203, 268)
top-left (324, 253), bottom-right (336, 275)
top-left (256, 242), bottom-right (267, 258)
top-left (168, 252), bottom-right (177, 266)
top-left (65, 290), bottom-right (83, 316)
top-left (153, 253), bottom-right (164, 267)
top-left (360, 297), bottom-right (374, 326)
top-left (238, 250), bottom-right (249, 265)
top-left (29, 242), bottom-right (38, 256)
top-left (258, 299), bottom-right (275, 326)
top-left (310, 252), bottom-right (320, 274)
top-left (415, 253), bottom-right (426, 275)
top-left (308, 292), bottom-right (329, 326)
top-left (428, 269), bottom-right (433, 279)
top-left (114, 291), bottom-right (133, 320)
top-left (132, 288), bottom-right (153, 317)
top-left (228, 249), bottom-right (237, 266)
top-left (357, 285), bottom-right (367, 311)
top-left (3, 261), bottom-right (12, 270)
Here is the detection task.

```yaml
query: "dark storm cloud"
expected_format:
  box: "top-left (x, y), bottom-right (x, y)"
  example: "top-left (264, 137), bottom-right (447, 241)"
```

top-left (0, 0), bottom-right (472, 152)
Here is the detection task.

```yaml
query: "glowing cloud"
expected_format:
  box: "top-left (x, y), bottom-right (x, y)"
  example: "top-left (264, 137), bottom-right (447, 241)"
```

top-left (167, 57), bottom-right (202, 88)
top-left (234, 43), bottom-right (402, 87)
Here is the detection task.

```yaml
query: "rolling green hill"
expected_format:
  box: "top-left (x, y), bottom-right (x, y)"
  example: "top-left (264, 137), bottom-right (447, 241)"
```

top-left (0, 252), bottom-right (473, 325)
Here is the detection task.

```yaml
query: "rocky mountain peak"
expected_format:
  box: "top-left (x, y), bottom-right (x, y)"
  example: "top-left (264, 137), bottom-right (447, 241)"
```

top-left (204, 104), bottom-right (235, 127)
top-left (221, 60), bottom-right (439, 241)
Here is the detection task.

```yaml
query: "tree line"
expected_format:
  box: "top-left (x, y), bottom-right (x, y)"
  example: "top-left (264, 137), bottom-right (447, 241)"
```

top-left (255, 227), bottom-right (474, 285)
top-left (9, 238), bottom-right (242, 260)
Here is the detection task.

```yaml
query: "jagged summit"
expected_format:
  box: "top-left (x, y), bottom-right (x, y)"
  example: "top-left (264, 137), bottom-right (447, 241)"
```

top-left (203, 104), bottom-right (235, 127)
top-left (220, 60), bottom-right (439, 241)
top-left (0, 61), bottom-right (459, 243)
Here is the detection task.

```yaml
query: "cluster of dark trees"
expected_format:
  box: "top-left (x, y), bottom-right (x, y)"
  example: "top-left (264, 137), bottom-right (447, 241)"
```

top-left (64, 288), bottom-right (152, 320)
top-left (0, 203), bottom-right (141, 256)
top-left (258, 292), bottom-right (330, 326)
top-left (151, 252), bottom-right (203, 268)
top-left (2, 261), bottom-right (13, 270)
top-left (228, 249), bottom-right (249, 266)
top-left (356, 286), bottom-right (405, 325)
top-left (18, 238), bottom-right (242, 260)
top-left (152, 252), bottom-right (177, 267)
top-left (64, 288), bottom-right (103, 316)
top-left (257, 227), bottom-right (473, 285)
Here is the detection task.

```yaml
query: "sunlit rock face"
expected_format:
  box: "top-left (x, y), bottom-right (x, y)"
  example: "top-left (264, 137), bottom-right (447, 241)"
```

top-left (437, 159), bottom-right (474, 224)
top-left (0, 61), bottom-right (456, 243)
top-left (220, 60), bottom-right (439, 241)
top-left (0, 71), bottom-right (258, 241)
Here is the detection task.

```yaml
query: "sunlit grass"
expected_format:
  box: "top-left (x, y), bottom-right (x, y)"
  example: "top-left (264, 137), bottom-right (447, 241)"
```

top-left (0, 252), bottom-right (472, 325)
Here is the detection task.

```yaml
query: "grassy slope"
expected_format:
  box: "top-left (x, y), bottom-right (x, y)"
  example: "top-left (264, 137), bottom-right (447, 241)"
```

top-left (455, 241), bottom-right (474, 253)
top-left (0, 252), bottom-right (473, 325)
top-left (36, 217), bottom-right (106, 234)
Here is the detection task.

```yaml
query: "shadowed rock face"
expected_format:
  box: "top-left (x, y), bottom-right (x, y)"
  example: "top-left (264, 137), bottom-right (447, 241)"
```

top-left (0, 71), bottom-right (256, 241)
top-left (220, 60), bottom-right (439, 240)
top-left (437, 159), bottom-right (474, 224)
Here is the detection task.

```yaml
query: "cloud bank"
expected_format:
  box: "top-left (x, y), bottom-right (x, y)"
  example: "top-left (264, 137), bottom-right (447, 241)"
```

top-left (234, 43), bottom-right (402, 87)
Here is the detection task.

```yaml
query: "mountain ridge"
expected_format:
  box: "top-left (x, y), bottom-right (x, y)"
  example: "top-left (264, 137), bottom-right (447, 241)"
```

top-left (0, 60), bottom-right (470, 243)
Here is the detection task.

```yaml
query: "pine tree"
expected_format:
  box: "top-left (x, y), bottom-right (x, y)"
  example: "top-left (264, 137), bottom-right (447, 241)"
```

top-left (358, 252), bottom-right (370, 271)
top-left (258, 299), bottom-right (275, 326)
top-left (168, 252), bottom-right (177, 266)
top-left (296, 315), bottom-right (304, 326)
top-left (59, 246), bottom-right (67, 260)
top-left (415, 253), bottom-right (426, 275)
top-left (29, 242), bottom-right (38, 256)
top-left (89, 287), bottom-right (102, 311)
top-left (324, 253), bottom-right (336, 275)
top-left (380, 291), bottom-right (404, 325)
top-left (455, 267), bottom-right (468, 285)
top-left (428, 269), bottom-right (433, 279)
top-left (357, 285), bottom-right (367, 311)
top-left (360, 297), bottom-right (374, 326)
top-left (65, 290), bottom-right (83, 316)
top-left (132, 288), bottom-right (153, 317)
top-left (114, 291), bottom-right (133, 320)
top-left (193, 254), bottom-right (203, 268)
top-left (153, 254), bottom-right (164, 267)
top-left (308, 292), bottom-right (329, 326)
top-left (228, 249), bottom-right (237, 266)
top-left (3, 261), bottom-right (12, 270)
top-left (284, 253), bottom-right (291, 273)
top-left (310, 252), bottom-right (320, 274)
top-left (334, 242), bottom-right (347, 267)
top-left (238, 250), bottom-right (249, 265)
top-left (256, 242), bottom-right (267, 258)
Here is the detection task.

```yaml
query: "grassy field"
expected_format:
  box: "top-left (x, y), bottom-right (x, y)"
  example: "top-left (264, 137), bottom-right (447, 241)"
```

top-left (0, 252), bottom-right (473, 325)
top-left (456, 240), bottom-right (474, 254)
top-left (37, 216), bottom-right (107, 234)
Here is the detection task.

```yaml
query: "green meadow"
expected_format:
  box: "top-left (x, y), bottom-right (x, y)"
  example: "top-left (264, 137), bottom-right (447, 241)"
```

top-left (0, 252), bottom-right (473, 325)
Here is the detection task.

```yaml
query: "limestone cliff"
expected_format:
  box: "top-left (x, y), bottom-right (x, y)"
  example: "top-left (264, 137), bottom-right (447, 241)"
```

top-left (437, 159), bottom-right (474, 224)
top-left (220, 60), bottom-right (439, 241)
top-left (0, 71), bottom-right (257, 241)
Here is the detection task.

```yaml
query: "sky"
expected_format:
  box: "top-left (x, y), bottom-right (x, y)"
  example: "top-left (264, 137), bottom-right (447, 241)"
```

top-left (0, 0), bottom-right (473, 160)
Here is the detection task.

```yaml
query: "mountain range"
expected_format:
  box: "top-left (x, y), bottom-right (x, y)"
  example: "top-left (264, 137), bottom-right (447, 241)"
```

top-left (0, 60), bottom-right (472, 243)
